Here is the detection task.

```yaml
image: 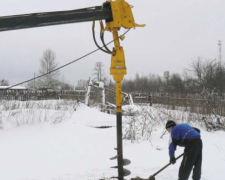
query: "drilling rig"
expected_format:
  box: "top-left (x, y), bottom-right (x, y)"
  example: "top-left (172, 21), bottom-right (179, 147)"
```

top-left (0, 1), bottom-right (145, 179)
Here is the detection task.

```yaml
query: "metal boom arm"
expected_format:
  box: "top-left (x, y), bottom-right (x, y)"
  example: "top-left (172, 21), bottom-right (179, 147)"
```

top-left (0, 6), bottom-right (112, 32)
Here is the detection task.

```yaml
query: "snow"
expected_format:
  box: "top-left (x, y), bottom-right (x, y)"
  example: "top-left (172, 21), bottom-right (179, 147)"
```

top-left (0, 85), bottom-right (27, 90)
top-left (0, 101), bottom-right (224, 180)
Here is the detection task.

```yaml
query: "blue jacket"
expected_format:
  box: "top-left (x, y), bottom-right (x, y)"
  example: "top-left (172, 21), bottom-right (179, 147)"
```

top-left (169, 123), bottom-right (200, 157)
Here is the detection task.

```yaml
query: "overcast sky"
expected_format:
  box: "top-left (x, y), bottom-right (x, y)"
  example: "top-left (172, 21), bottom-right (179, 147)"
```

top-left (0, 0), bottom-right (225, 86)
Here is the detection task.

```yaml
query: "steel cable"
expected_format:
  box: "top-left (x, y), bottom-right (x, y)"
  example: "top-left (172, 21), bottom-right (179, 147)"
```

top-left (5, 28), bottom-right (131, 90)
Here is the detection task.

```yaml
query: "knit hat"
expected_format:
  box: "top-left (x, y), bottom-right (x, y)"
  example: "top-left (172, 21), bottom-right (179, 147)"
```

top-left (165, 120), bottom-right (176, 129)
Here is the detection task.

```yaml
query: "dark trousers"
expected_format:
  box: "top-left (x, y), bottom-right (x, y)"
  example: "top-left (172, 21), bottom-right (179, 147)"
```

top-left (178, 138), bottom-right (203, 180)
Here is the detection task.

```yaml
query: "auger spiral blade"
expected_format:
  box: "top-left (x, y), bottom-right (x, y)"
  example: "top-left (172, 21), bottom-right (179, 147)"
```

top-left (111, 158), bottom-right (131, 168)
top-left (112, 168), bottom-right (131, 178)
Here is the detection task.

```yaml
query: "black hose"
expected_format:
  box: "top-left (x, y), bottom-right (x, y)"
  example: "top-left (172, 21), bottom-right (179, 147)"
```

top-left (100, 27), bottom-right (112, 54)
top-left (92, 21), bottom-right (111, 54)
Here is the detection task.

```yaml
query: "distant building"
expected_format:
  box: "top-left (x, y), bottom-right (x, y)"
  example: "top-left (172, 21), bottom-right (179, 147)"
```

top-left (0, 85), bottom-right (27, 91)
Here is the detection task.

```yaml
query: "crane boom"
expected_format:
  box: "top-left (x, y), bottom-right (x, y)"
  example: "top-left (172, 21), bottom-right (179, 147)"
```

top-left (0, 6), bottom-right (112, 32)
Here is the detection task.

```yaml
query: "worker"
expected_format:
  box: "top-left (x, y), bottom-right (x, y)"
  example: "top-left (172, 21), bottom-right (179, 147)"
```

top-left (166, 120), bottom-right (202, 180)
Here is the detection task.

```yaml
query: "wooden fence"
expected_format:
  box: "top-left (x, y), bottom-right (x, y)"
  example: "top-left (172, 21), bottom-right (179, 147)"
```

top-left (133, 93), bottom-right (225, 117)
top-left (1, 90), bottom-right (225, 116)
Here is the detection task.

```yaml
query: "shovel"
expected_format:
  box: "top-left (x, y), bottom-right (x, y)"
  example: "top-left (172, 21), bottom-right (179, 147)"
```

top-left (132, 153), bottom-right (184, 180)
top-left (149, 153), bottom-right (184, 180)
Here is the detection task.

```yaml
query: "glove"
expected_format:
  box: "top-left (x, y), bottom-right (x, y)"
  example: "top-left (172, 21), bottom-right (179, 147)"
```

top-left (170, 157), bottom-right (176, 164)
top-left (149, 175), bottom-right (155, 180)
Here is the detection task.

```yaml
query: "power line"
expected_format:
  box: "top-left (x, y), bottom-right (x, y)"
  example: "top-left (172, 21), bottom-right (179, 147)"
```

top-left (5, 28), bottom-right (131, 90)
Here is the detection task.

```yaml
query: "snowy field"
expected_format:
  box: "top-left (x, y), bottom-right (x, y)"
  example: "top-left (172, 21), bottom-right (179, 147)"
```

top-left (0, 100), bottom-right (224, 180)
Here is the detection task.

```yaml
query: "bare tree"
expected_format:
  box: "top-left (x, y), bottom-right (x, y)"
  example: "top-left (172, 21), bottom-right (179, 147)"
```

top-left (76, 79), bottom-right (87, 90)
top-left (93, 62), bottom-right (107, 82)
top-left (38, 49), bottom-right (60, 89)
top-left (169, 73), bottom-right (185, 94)
top-left (0, 79), bottom-right (9, 86)
top-left (122, 73), bottom-right (164, 93)
top-left (57, 76), bottom-right (73, 90)
top-left (184, 57), bottom-right (225, 94)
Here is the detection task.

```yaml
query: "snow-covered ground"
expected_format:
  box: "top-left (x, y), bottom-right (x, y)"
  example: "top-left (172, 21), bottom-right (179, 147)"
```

top-left (0, 101), bottom-right (224, 180)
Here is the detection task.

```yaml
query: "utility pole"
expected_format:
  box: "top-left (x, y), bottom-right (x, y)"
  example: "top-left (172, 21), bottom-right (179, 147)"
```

top-left (218, 40), bottom-right (222, 66)
top-left (218, 40), bottom-right (222, 95)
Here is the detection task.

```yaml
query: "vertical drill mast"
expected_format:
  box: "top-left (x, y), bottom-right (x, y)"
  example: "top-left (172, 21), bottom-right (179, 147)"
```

top-left (104, 1), bottom-right (145, 179)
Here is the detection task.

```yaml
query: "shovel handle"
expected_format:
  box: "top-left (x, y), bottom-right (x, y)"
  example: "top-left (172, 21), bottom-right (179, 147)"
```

top-left (152, 153), bottom-right (184, 177)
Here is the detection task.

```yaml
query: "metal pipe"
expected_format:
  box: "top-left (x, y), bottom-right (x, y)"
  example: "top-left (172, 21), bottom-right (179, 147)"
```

top-left (117, 111), bottom-right (124, 180)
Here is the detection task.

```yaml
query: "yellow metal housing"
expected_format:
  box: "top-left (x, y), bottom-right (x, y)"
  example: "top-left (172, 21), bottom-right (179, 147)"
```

top-left (102, 0), bottom-right (145, 112)
top-left (103, 0), bottom-right (145, 31)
